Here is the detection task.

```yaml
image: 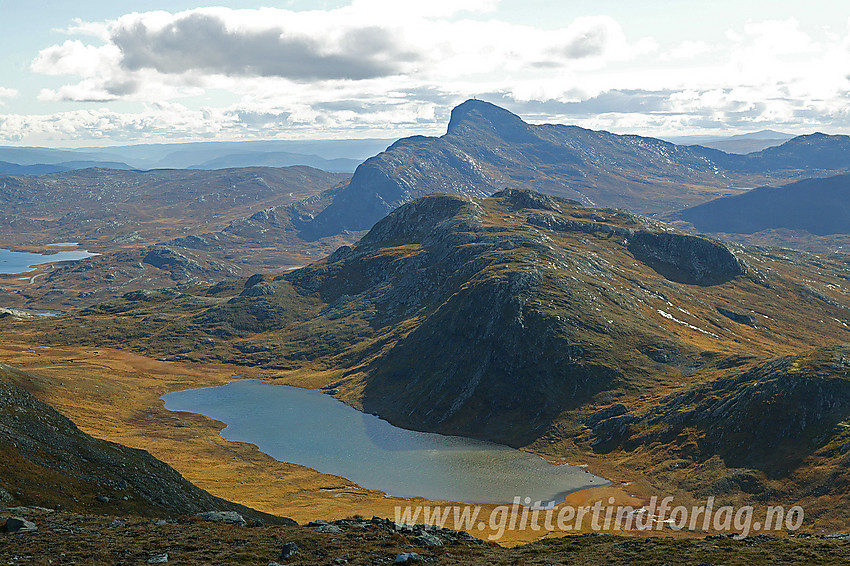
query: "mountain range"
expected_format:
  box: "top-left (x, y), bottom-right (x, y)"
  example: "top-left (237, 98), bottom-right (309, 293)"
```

top-left (4, 100), bottom-right (850, 315)
top-left (302, 100), bottom-right (850, 239)
top-left (0, 160), bottom-right (133, 176)
top-left (29, 189), bottom-right (850, 528)
top-left (664, 129), bottom-right (794, 154)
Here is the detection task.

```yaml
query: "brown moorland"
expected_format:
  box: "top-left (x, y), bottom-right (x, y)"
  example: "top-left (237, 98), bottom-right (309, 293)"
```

top-left (3, 189), bottom-right (849, 536)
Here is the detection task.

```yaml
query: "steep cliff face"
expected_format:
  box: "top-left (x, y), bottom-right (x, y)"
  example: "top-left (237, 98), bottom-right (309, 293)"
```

top-left (357, 265), bottom-right (623, 443)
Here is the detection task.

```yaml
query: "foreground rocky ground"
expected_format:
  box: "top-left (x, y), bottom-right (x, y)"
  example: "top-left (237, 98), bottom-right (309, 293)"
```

top-left (3, 508), bottom-right (850, 565)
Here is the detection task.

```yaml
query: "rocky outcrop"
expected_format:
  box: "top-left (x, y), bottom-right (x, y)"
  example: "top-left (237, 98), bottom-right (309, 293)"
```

top-left (717, 306), bottom-right (757, 326)
top-left (527, 213), bottom-right (633, 237)
top-left (2, 517), bottom-right (37, 533)
top-left (588, 345), bottom-right (850, 475)
top-left (528, 206), bottom-right (745, 286)
top-left (196, 511), bottom-right (248, 526)
top-left (627, 231), bottom-right (744, 285)
top-left (143, 247), bottom-right (203, 272)
top-left (493, 188), bottom-right (568, 212)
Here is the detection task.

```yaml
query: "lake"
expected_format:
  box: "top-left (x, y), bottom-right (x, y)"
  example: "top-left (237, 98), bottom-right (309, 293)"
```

top-left (162, 380), bottom-right (607, 505)
top-left (0, 247), bottom-right (98, 274)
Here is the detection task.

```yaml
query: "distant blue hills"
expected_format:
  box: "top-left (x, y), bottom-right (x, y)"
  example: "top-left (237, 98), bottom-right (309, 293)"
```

top-left (0, 160), bottom-right (135, 176)
top-left (0, 138), bottom-right (395, 175)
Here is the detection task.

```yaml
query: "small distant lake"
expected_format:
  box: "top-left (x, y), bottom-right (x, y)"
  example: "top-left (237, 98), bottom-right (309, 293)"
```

top-left (0, 247), bottom-right (98, 274)
top-left (162, 380), bottom-right (607, 504)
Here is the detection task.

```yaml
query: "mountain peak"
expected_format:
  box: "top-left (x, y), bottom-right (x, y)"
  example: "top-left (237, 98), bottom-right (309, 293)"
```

top-left (446, 99), bottom-right (532, 141)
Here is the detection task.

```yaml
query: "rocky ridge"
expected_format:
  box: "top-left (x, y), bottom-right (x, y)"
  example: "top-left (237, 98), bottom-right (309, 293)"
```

top-left (6, 508), bottom-right (850, 565)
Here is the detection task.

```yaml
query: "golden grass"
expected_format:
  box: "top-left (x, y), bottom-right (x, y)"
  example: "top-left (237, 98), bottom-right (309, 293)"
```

top-left (0, 342), bottom-right (660, 546)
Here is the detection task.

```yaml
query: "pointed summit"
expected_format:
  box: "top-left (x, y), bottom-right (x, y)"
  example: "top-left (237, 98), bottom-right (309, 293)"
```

top-left (446, 99), bottom-right (535, 142)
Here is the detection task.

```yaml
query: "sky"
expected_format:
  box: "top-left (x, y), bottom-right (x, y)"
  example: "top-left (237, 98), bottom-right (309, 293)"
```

top-left (1, 0), bottom-right (850, 146)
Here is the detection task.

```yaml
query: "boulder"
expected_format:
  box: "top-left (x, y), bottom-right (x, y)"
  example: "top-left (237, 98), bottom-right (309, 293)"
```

top-left (196, 510), bottom-right (247, 526)
top-left (2, 517), bottom-right (37, 533)
top-left (315, 524), bottom-right (343, 534)
top-left (279, 541), bottom-right (299, 560)
top-left (412, 531), bottom-right (443, 546)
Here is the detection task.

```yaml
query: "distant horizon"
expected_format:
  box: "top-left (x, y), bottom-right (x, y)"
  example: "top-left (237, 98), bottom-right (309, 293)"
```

top-left (0, 109), bottom-right (805, 151)
top-left (2, 1), bottom-right (849, 146)
top-left (0, 125), bottom-right (802, 152)
top-left (0, 136), bottom-right (400, 151)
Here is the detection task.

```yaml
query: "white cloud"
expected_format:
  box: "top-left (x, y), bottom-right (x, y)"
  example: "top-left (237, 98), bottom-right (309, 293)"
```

top-left (0, 104), bottom-right (240, 144)
top-left (552, 16), bottom-right (656, 61)
top-left (349, 0), bottom-right (498, 18)
top-left (738, 18), bottom-right (816, 56)
top-left (661, 40), bottom-right (712, 61)
top-left (109, 8), bottom-right (419, 81)
top-left (0, 86), bottom-right (458, 145)
top-left (7, 7), bottom-right (850, 144)
top-left (31, 6), bottom-right (652, 103)
top-left (0, 87), bottom-right (17, 107)
top-left (32, 40), bottom-right (121, 77)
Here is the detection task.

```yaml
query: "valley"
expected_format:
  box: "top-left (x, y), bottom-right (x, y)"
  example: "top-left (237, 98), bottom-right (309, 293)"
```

top-left (0, 342), bottom-right (638, 546)
top-left (1, 100), bottom-right (849, 564)
top-left (0, 166), bottom-right (360, 310)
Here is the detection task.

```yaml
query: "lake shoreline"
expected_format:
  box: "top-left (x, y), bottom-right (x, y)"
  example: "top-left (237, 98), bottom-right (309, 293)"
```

top-left (162, 379), bottom-right (610, 506)
top-left (0, 246), bottom-right (98, 275)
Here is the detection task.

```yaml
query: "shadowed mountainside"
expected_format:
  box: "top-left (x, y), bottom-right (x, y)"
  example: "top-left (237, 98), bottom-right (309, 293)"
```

top-left (665, 172), bottom-right (850, 253)
top-left (0, 363), bottom-right (292, 523)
